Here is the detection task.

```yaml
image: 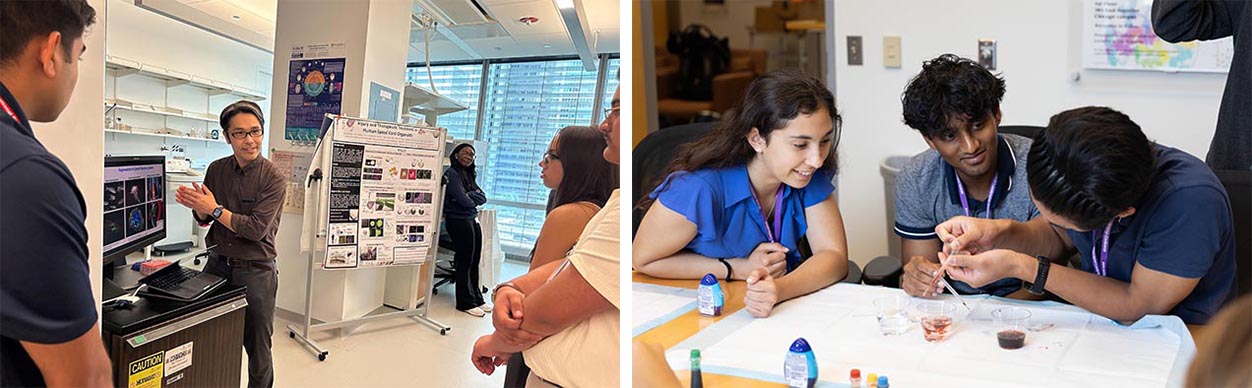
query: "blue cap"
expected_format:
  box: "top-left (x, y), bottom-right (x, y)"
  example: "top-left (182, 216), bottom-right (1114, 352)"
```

top-left (789, 338), bottom-right (811, 353)
top-left (877, 376), bottom-right (888, 386)
top-left (700, 273), bottom-right (719, 286)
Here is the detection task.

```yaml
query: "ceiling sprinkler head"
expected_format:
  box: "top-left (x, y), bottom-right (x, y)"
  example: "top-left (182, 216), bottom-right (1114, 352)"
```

top-left (518, 16), bottom-right (539, 27)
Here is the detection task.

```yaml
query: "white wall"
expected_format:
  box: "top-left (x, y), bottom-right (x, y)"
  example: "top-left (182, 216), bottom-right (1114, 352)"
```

top-left (104, 0), bottom-right (273, 169)
top-left (269, 0), bottom-right (414, 321)
top-left (830, 0), bottom-right (1227, 265)
top-left (32, 0), bottom-right (108, 318)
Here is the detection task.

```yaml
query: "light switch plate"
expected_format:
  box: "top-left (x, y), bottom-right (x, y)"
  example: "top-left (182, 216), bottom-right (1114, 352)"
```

top-left (847, 36), bottom-right (863, 66)
top-left (883, 35), bottom-right (902, 68)
top-left (979, 39), bottom-right (997, 70)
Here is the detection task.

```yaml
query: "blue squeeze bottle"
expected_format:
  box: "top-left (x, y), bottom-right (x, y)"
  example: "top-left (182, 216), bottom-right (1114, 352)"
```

top-left (784, 338), bottom-right (818, 388)
top-left (697, 274), bottom-right (724, 316)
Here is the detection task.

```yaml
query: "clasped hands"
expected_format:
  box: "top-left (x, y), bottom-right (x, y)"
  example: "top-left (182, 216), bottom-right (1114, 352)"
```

top-left (470, 286), bottom-right (545, 375)
top-left (174, 182), bottom-right (220, 216)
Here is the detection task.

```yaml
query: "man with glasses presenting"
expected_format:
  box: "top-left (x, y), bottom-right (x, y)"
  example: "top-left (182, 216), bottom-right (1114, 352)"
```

top-left (175, 100), bottom-right (285, 388)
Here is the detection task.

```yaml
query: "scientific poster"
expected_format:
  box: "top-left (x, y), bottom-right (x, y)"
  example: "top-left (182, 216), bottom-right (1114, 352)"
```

top-left (323, 117), bottom-right (443, 269)
top-left (286, 43), bottom-right (346, 142)
top-left (271, 150), bottom-right (313, 213)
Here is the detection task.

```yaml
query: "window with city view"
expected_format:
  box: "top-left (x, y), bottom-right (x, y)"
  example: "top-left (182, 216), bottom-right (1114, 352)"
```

top-left (408, 55), bottom-right (619, 257)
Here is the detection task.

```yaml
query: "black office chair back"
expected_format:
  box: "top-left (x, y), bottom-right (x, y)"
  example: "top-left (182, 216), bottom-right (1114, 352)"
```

top-left (1215, 169), bottom-right (1251, 297)
top-left (998, 125), bottom-right (1045, 140)
top-left (632, 122), bottom-right (717, 236)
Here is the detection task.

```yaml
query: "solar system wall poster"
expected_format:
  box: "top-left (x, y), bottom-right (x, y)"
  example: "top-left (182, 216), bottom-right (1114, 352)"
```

top-left (286, 42), bottom-right (346, 143)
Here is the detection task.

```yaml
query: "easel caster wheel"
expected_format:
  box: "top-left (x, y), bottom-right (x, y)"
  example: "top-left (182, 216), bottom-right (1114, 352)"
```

top-left (440, 328), bottom-right (448, 336)
top-left (318, 352), bottom-right (327, 361)
top-left (289, 331), bottom-right (295, 338)
top-left (194, 259), bottom-right (201, 265)
top-left (433, 289), bottom-right (439, 295)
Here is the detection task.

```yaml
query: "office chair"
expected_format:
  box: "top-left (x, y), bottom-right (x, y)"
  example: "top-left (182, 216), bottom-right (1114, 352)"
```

top-left (633, 122), bottom-right (718, 237)
top-left (633, 121), bottom-right (863, 282)
top-left (431, 226), bottom-right (456, 295)
top-left (1214, 169), bottom-right (1251, 298)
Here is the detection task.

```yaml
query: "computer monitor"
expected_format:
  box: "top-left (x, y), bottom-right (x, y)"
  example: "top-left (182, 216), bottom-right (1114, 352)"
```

top-left (103, 155), bottom-right (166, 272)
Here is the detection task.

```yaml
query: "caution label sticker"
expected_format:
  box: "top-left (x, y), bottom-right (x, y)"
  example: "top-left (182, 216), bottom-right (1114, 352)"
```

top-left (128, 351), bottom-right (164, 388)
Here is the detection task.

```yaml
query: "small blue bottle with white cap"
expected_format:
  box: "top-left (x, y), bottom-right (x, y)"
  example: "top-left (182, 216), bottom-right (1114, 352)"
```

top-left (784, 338), bottom-right (817, 388)
top-left (697, 273), bottom-right (724, 316)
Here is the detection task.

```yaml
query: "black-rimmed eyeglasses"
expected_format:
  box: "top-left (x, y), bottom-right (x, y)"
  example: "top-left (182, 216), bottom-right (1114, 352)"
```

top-left (229, 129), bottom-right (264, 139)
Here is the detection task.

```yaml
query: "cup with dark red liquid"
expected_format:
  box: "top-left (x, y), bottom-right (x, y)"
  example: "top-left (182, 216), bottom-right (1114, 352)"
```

top-left (992, 307), bottom-right (1031, 350)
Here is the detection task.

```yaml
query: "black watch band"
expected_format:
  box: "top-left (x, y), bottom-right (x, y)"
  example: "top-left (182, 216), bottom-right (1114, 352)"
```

top-left (1024, 255), bottom-right (1051, 295)
top-left (718, 258), bottom-right (733, 281)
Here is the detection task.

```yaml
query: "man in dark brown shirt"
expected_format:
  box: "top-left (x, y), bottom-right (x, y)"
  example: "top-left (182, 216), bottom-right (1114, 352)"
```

top-left (175, 100), bottom-right (285, 388)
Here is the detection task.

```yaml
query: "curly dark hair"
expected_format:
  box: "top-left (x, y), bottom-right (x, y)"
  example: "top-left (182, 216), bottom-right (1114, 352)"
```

top-left (1027, 106), bottom-right (1157, 230)
top-left (901, 54), bottom-right (1005, 138)
top-left (0, 0), bottom-right (97, 66)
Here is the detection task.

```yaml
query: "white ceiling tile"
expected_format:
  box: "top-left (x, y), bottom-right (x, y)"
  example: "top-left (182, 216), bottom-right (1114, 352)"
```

top-left (223, 0), bottom-right (276, 22)
top-left (488, 1), bottom-right (565, 36)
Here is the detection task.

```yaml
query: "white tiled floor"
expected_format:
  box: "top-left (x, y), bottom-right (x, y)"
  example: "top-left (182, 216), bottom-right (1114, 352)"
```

top-left (247, 260), bottom-right (530, 388)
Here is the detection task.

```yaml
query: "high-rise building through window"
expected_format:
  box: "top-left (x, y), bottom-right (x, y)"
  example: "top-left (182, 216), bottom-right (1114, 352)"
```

top-left (408, 55), bottom-right (618, 255)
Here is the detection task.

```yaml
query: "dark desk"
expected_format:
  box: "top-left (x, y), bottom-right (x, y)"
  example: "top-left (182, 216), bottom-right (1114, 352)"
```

top-left (102, 284), bottom-right (247, 388)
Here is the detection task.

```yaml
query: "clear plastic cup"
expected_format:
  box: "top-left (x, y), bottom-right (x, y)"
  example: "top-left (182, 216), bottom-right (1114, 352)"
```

top-left (872, 296), bottom-right (911, 336)
top-left (917, 301), bottom-right (957, 342)
top-left (993, 307), bottom-right (1031, 350)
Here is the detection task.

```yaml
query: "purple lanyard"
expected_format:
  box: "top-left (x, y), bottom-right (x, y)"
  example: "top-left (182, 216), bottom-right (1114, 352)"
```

top-left (750, 185), bottom-right (786, 243)
top-left (955, 174), bottom-right (999, 218)
top-left (1091, 220), bottom-right (1114, 277)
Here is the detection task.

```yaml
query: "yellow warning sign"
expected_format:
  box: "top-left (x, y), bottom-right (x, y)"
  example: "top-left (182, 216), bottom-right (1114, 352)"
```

top-left (128, 351), bottom-right (164, 388)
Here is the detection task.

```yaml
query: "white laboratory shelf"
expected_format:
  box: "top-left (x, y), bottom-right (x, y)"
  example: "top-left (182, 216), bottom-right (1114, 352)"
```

top-left (106, 55), bottom-right (267, 101)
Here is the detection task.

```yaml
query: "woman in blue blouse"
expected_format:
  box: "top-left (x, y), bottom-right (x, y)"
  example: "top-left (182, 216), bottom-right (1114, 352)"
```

top-left (634, 71), bottom-right (850, 318)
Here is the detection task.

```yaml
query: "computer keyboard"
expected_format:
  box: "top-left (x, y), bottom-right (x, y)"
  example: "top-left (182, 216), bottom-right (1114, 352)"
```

top-left (147, 267), bottom-right (199, 290)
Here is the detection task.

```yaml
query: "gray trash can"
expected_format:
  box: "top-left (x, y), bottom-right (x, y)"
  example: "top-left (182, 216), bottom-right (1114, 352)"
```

top-left (880, 156), bottom-right (911, 260)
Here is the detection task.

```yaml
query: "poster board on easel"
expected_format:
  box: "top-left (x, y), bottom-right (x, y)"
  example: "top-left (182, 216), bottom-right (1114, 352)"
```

top-left (288, 115), bottom-right (450, 361)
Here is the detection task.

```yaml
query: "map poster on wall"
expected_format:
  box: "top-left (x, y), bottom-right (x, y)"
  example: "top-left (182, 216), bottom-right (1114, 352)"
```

top-left (286, 43), bottom-right (346, 142)
top-left (1083, 0), bottom-right (1234, 73)
top-left (323, 117), bottom-right (443, 269)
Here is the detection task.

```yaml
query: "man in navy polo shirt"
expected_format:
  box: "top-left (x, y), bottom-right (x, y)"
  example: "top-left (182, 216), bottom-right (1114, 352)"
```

top-left (895, 54), bottom-right (1041, 299)
top-left (938, 107), bottom-right (1236, 324)
top-left (0, 0), bottom-right (114, 386)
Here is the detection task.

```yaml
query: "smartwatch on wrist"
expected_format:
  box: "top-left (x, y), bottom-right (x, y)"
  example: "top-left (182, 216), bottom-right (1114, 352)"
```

top-left (210, 206), bottom-right (225, 220)
top-left (1024, 255), bottom-right (1051, 295)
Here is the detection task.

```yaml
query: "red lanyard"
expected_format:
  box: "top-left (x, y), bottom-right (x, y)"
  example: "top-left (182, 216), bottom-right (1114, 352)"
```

top-left (0, 97), bottom-right (20, 126)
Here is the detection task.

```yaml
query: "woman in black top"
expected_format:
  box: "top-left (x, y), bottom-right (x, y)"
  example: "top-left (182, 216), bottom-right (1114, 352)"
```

top-left (444, 143), bottom-right (489, 316)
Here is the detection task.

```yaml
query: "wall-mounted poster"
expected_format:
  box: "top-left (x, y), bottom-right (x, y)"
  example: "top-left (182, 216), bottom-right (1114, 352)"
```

top-left (286, 42), bottom-right (346, 143)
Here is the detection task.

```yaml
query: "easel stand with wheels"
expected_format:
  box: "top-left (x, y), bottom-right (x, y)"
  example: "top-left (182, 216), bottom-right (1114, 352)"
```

top-left (286, 115), bottom-right (450, 361)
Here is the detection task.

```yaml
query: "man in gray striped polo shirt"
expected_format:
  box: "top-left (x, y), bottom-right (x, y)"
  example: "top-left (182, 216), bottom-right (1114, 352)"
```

top-left (894, 54), bottom-right (1041, 299)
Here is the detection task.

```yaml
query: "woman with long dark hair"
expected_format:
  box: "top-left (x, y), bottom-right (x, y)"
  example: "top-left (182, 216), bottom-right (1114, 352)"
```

top-left (633, 71), bottom-right (850, 318)
top-left (531, 126), bottom-right (619, 270)
top-left (444, 143), bottom-right (489, 317)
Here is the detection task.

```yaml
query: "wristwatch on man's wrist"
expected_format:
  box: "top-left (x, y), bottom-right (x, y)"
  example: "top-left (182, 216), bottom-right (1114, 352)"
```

top-left (492, 282), bottom-right (522, 302)
top-left (210, 206), bottom-right (225, 220)
top-left (1023, 255), bottom-right (1051, 295)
